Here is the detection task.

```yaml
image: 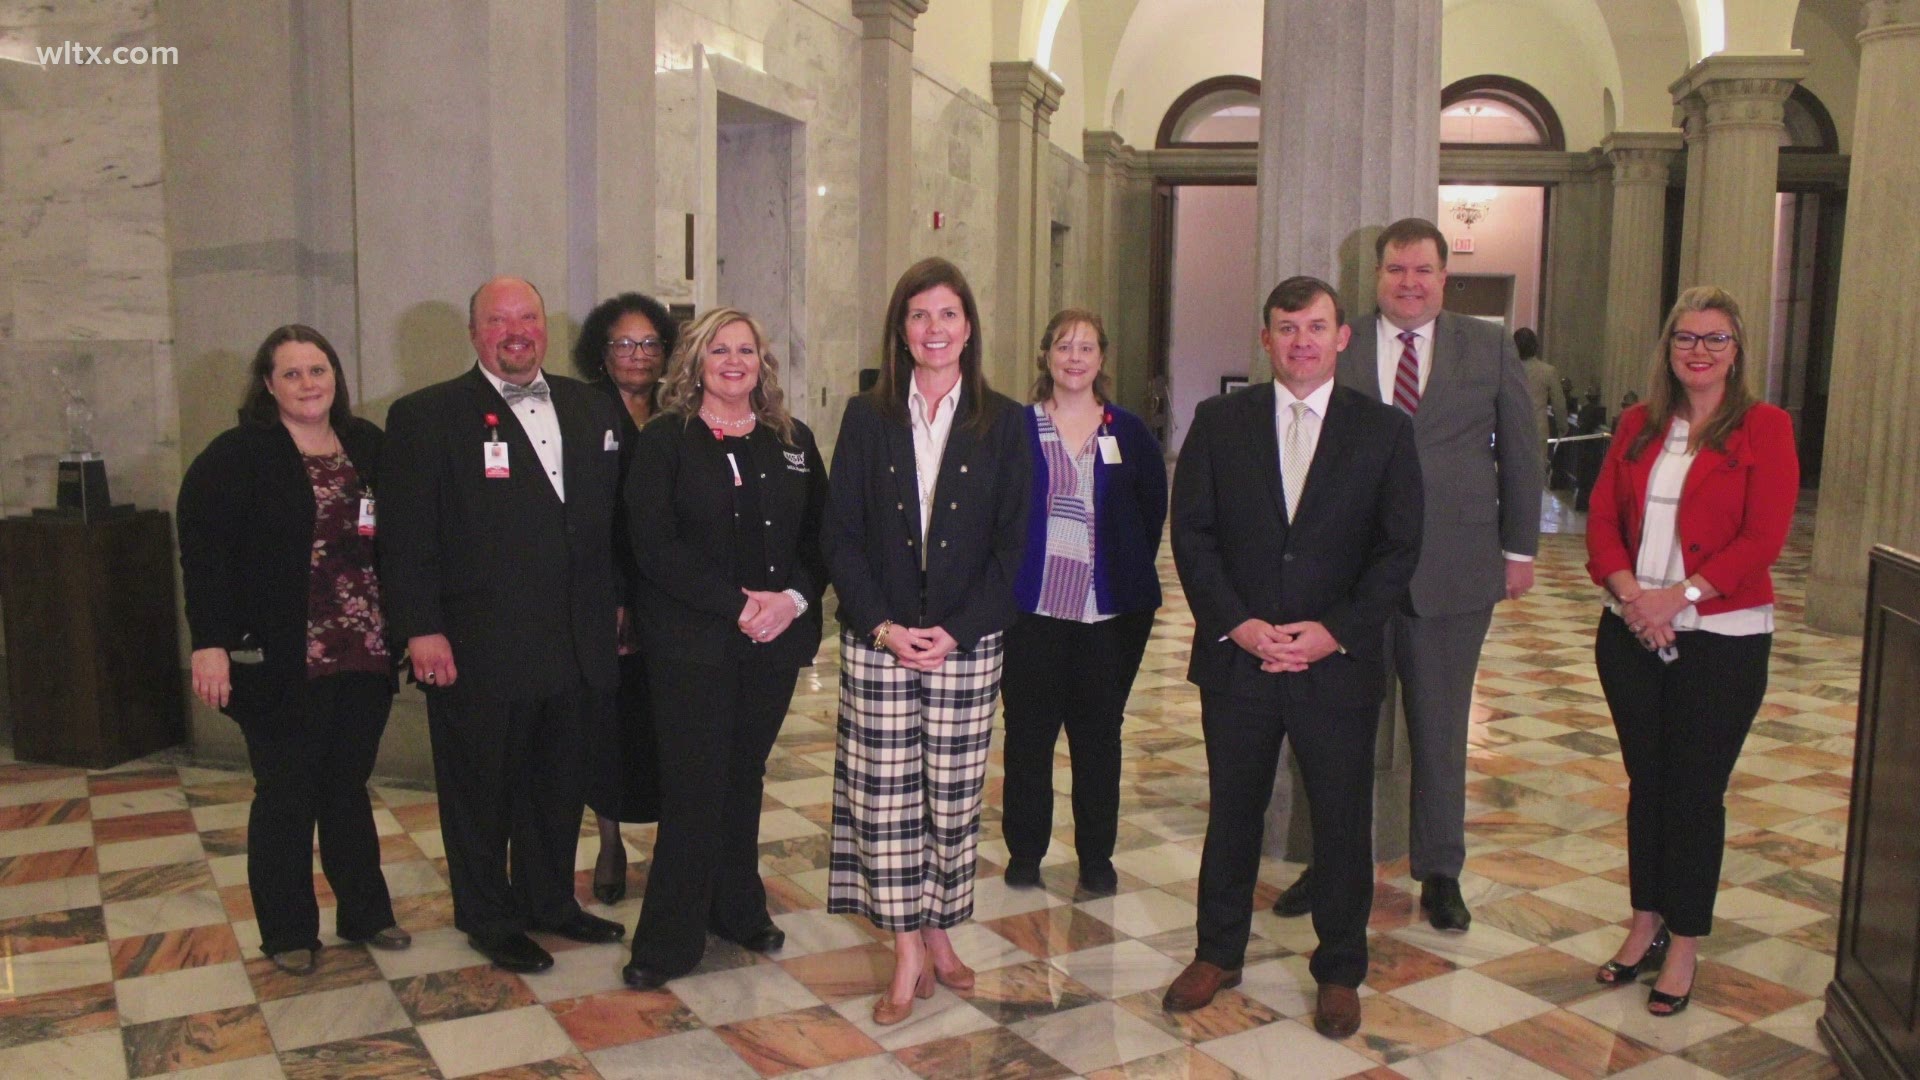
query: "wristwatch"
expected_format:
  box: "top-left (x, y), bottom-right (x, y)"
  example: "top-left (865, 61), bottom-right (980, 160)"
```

top-left (1682, 581), bottom-right (1703, 604)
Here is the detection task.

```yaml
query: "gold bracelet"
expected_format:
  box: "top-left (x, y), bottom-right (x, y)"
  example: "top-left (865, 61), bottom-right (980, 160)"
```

top-left (873, 621), bottom-right (894, 649)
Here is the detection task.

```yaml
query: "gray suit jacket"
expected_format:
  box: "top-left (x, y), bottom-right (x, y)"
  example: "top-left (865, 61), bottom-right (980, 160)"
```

top-left (1337, 311), bottom-right (1541, 616)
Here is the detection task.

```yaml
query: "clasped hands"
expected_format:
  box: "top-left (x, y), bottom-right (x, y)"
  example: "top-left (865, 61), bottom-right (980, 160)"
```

top-left (1617, 586), bottom-right (1689, 650)
top-left (877, 623), bottom-right (960, 672)
top-left (738, 589), bottom-right (798, 644)
top-left (1229, 618), bottom-right (1339, 672)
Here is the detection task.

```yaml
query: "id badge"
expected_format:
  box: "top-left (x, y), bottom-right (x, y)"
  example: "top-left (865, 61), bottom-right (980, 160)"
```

top-left (358, 497), bottom-right (377, 537)
top-left (484, 440), bottom-right (510, 478)
top-left (1097, 435), bottom-right (1123, 465)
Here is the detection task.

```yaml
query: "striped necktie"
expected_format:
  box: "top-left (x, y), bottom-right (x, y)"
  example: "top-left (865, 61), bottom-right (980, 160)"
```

top-left (1393, 330), bottom-right (1422, 415)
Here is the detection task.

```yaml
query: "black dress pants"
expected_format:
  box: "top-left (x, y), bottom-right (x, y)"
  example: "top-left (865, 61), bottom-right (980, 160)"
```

top-left (1000, 611), bottom-right (1155, 870)
top-left (426, 683), bottom-right (590, 941)
top-left (1195, 688), bottom-right (1377, 988)
top-left (630, 657), bottom-right (799, 975)
top-left (1595, 610), bottom-right (1771, 937)
top-left (237, 671), bottom-right (396, 956)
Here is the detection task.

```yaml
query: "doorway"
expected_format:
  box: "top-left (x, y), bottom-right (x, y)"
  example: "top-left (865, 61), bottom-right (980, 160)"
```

top-left (715, 94), bottom-right (807, 422)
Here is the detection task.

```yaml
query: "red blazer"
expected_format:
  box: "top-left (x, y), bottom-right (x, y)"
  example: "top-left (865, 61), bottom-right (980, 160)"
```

top-left (1585, 402), bottom-right (1799, 615)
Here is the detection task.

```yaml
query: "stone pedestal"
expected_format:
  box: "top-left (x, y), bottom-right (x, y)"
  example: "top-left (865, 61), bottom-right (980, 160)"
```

top-left (852, 0), bottom-right (927, 371)
top-left (1256, 0), bottom-right (1441, 865)
top-left (1600, 133), bottom-right (1683, 408)
top-left (1808, 2), bottom-right (1920, 634)
top-left (1255, 0), bottom-right (1439, 331)
top-left (991, 62), bottom-right (1065, 395)
top-left (1670, 55), bottom-right (1807, 375)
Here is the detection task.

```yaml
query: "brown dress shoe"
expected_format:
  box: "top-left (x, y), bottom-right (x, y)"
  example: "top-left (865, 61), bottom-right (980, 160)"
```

top-left (1162, 960), bottom-right (1241, 1013)
top-left (1314, 983), bottom-right (1361, 1039)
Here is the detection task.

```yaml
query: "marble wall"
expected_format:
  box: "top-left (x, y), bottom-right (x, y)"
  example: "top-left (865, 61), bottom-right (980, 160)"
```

top-left (909, 66), bottom-right (1000, 376)
top-left (0, 0), bottom-right (177, 521)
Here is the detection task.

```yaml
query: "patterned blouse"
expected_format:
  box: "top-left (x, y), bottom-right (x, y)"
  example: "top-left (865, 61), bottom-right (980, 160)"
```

top-left (303, 452), bottom-right (390, 677)
top-left (1032, 405), bottom-right (1111, 623)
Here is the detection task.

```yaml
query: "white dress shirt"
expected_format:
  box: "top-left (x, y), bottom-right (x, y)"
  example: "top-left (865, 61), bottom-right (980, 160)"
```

top-left (1373, 314), bottom-right (1435, 403)
top-left (480, 364), bottom-right (565, 501)
top-left (908, 375), bottom-right (963, 547)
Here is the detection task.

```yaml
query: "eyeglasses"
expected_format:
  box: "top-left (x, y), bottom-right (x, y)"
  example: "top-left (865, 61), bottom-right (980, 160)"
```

top-left (1669, 331), bottom-right (1733, 353)
top-left (609, 337), bottom-right (665, 359)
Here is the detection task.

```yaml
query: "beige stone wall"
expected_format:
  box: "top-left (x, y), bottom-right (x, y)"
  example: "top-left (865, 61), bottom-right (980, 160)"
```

top-left (0, 1), bottom-right (177, 520)
top-left (909, 67), bottom-right (1001, 378)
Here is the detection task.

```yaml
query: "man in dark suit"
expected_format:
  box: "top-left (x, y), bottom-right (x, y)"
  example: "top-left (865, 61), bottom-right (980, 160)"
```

top-left (1276, 218), bottom-right (1542, 932)
top-left (1165, 277), bottom-right (1422, 1039)
top-left (381, 277), bottom-right (628, 972)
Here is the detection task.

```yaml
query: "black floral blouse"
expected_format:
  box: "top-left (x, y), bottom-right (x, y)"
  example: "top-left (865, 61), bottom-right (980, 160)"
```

top-left (303, 452), bottom-right (389, 677)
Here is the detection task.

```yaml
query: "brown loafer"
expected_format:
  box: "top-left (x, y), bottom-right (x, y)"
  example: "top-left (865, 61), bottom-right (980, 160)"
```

top-left (1314, 983), bottom-right (1361, 1039)
top-left (1162, 960), bottom-right (1241, 1013)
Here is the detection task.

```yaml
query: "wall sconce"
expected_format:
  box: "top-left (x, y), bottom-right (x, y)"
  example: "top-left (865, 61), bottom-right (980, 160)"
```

top-left (1442, 185), bottom-right (1498, 229)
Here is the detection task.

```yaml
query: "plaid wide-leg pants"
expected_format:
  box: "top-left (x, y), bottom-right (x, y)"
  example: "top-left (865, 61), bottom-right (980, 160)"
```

top-left (828, 629), bottom-right (1005, 932)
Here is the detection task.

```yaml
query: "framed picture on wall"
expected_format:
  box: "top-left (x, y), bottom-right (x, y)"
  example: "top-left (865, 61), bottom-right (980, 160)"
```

top-left (1220, 375), bottom-right (1249, 396)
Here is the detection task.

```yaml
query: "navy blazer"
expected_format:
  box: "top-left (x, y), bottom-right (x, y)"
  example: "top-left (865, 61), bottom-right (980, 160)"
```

top-left (178, 417), bottom-right (387, 694)
top-left (626, 413), bottom-right (828, 668)
top-left (1013, 402), bottom-right (1166, 616)
top-left (1171, 382), bottom-right (1424, 708)
top-left (380, 366), bottom-right (626, 701)
top-left (826, 388), bottom-right (1031, 650)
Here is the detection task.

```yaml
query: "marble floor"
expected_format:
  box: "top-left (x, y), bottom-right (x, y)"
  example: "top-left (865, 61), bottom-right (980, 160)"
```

top-left (0, 507), bottom-right (1857, 1078)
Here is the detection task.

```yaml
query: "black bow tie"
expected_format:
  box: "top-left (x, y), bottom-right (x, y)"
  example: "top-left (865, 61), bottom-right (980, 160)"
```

top-left (499, 379), bottom-right (551, 405)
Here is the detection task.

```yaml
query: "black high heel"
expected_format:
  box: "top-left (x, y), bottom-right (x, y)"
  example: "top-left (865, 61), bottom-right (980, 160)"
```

top-left (1648, 954), bottom-right (1696, 1016)
top-left (1595, 926), bottom-right (1670, 985)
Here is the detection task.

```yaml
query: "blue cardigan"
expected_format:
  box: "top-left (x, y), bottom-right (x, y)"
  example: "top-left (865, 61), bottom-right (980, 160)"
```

top-left (1014, 402), bottom-right (1168, 617)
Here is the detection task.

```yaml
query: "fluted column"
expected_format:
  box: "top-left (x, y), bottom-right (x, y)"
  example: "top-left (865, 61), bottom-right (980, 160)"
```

top-left (1670, 55), bottom-right (1807, 373)
top-left (1082, 131), bottom-right (1147, 408)
top-left (1259, 0), bottom-right (1440, 865)
top-left (1255, 0), bottom-right (1439, 332)
top-left (1808, 1), bottom-right (1920, 633)
top-left (1600, 133), bottom-right (1682, 408)
top-left (991, 62), bottom-right (1065, 394)
top-left (1674, 98), bottom-right (1707, 286)
top-left (852, 0), bottom-right (927, 370)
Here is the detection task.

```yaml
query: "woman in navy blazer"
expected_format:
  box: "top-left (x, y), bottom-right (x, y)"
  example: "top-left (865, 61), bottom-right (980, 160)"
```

top-left (1001, 309), bottom-right (1166, 895)
top-left (1585, 286), bottom-right (1799, 1017)
top-left (620, 308), bottom-right (828, 989)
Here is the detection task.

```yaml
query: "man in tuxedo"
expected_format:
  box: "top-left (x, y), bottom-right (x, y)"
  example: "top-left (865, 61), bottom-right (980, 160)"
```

top-left (381, 276), bottom-right (628, 972)
top-left (1274, 218), bottom-right (1541, 932)
top-left (1165, 277), bottom-right (1422, 1038)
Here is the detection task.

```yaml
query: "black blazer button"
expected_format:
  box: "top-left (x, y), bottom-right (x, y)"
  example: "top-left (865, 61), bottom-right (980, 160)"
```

top-left (1688, 543), bottom-right (1701, 552)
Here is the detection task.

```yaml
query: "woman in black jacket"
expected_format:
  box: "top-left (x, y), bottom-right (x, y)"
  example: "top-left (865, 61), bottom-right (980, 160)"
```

top-left (620, 307), bottom-right (829, 989)
top-left (573, 291), bottom-right (680, 903)
top-left (825, 258), bottom-right (1031, 1026)
top-left (177, 325), bottom-right (409, 975)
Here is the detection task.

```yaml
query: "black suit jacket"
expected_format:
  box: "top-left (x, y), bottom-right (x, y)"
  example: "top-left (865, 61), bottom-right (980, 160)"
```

top-left (380, 366), bottom-right (625, 701)
top-left (826, 388), bottom-right (1031, 650)
top-left (177, 417), bottom-right (388, 697)
top-left (626, 413), bottom-right (829, 668)
top-left (1171, 382), bottom-right (1424, 708)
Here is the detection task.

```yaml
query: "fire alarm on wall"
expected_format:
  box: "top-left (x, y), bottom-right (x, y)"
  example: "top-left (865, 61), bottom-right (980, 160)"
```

top-left (1451, 235), bottom-right (1475, 254)
top-left (932, 211), bottom-right (945, 230)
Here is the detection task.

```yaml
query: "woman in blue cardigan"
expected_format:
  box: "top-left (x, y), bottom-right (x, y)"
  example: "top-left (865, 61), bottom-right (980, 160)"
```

top-left (1001, 309), bottom-right (1167, 894)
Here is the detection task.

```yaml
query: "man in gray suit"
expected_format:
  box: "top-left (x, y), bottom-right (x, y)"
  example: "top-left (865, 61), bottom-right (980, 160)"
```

top-left (1273, 218), bottom-right (1541, 931)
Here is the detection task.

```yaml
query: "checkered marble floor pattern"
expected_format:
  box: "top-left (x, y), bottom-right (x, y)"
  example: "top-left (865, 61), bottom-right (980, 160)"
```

top-left (1, 509), bottom-right (1860, 1079)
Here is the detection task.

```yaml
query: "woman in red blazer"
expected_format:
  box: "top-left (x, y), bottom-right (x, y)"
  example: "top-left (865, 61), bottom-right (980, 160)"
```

top-left (1584, 286), bottom-right (1799, 1017)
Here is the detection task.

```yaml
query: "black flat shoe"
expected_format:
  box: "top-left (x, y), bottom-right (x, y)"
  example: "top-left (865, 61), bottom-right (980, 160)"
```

top-left (1420, 876), bottom-right (1472, 932)
top-left (1077, 861), bottom-right (1118, 895)
top-left (736, 925), bottom-right (785, 953)
top-left (592, 870), bottom-right (627, 906)
top-left (1004, 857), bottom-right (1042, 889)
top-left (1272, 866), bottom-right (1313, 917)
top-left (1596, 926), bottom-right (1671, 985)
top-left (541, 911), bottom-right (626, 944)
top-left (470, 932), bottom-right (553, 973)
top-left (622, 963), bottom-right (670, 990)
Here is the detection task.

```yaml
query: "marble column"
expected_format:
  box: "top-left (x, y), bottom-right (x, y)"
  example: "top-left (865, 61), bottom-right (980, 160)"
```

top-left (578, 0), bottom-right (656, 308)
top-left (1539, 159), bottom-right (1612, 397)
top-left (1808, 1), bottom-right (1920, 633)
top-left (1255, 0), bottom-right (1439, 331)
top-left (852, 0), bottom-right (927, 370)
top-left (1670, 55), bottom-right (1807, 374)
top-left (1257, 0), bottom-right (1440, 865)
top-left (1674, 97), bottom-right (1707, 286)
top-left (991, 61), bottom-right (1064, 395)
top-left (1600, 133), bottom-right (1682, 409)
top-left (1082, 131), bottom-right (1138, 406)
